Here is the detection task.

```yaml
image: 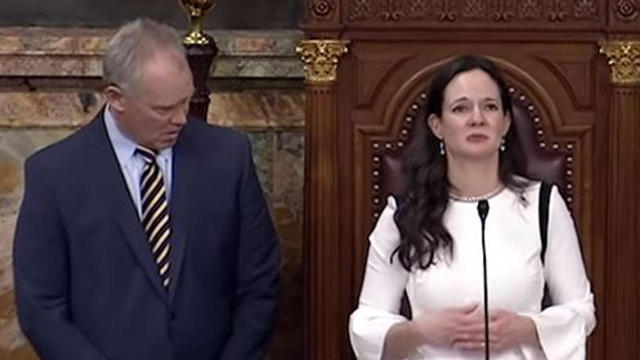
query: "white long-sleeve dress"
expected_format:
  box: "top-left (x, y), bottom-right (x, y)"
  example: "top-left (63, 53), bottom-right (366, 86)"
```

top-left (349, 182), bottom-right (595, 360)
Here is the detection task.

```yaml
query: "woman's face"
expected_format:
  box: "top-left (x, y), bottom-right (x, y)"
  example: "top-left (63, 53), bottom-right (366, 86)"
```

top-left (428, 69), bottom-right (510, 161)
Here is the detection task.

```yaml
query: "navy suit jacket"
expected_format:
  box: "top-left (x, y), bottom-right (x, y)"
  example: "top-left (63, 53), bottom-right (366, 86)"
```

top-left (13, 111), bottom-right (280, 360)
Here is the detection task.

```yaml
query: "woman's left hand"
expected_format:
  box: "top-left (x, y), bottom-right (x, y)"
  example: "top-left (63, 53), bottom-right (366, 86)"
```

top-left (487, 310), bottom-right (540, 352)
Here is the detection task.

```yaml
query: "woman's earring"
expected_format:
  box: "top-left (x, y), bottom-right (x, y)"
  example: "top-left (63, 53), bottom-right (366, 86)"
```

top-left (500, 138), bottom-right (506, 152)
top-left (440, 141), bottom-right (445, 155)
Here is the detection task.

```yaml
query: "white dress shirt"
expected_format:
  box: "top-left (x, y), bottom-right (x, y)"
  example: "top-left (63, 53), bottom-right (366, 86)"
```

top-left (349, 182), bottom-right (595, 360)
top-left (103, 106), bottom-right (173, 217)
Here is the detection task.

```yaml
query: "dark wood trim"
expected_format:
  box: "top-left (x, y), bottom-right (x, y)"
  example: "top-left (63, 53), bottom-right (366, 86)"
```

top-left (303, 84), bottom-right (344, 360)
top-left (605, 84), bottom-right (640, 359)
top-left (185, 40), bottom-right (218, 121)
top-left (301, 1), bottom-right (640, 359)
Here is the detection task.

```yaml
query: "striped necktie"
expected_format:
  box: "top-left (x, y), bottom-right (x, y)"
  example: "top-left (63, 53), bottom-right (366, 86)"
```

top-left (136, 146), bottom-right (171, 289)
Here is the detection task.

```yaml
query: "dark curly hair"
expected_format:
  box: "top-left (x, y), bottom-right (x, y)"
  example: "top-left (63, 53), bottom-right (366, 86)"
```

top-left (392, 55), bottom-right (528, 271)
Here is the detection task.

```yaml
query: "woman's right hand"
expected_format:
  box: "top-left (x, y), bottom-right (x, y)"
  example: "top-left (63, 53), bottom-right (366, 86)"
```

top-left (382, 303), bottom-right (487, 359)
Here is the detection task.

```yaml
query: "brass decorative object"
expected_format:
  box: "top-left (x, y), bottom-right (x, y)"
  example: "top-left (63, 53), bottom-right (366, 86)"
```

top-left (600, 40), bottom-right (640, 84)
top-left (178, 0), bottom-right (215, 45)
top-left (296, 40), bottom-right (350, 85)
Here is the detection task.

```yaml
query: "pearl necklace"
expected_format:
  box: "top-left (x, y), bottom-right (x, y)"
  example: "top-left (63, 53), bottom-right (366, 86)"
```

top-left (449, 185), bottom-right (505, 202)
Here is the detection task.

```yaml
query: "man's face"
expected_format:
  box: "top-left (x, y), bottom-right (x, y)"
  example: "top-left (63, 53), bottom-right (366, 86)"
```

top-left (107, 50), bottom-right (195, 150)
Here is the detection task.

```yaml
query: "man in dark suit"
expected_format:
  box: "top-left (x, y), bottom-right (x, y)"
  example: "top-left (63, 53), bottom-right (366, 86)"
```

top-left (13, 18), bottom-right (280, 360)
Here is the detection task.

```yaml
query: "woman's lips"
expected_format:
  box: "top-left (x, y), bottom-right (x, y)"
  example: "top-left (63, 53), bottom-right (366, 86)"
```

top-left (466, 133), bottom-right (489, 142)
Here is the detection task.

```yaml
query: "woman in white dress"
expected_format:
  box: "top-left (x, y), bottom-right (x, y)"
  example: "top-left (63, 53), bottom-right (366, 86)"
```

top-left (349, 55), bottom-right (595, 360)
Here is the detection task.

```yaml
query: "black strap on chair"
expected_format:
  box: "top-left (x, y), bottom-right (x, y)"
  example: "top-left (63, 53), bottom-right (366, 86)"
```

top-left (539, 181), bottom-right (552, 309)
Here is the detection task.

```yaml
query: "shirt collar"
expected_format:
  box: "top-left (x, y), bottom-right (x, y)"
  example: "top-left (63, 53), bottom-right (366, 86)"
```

top-left (103, 105), bottom-right (172, 163)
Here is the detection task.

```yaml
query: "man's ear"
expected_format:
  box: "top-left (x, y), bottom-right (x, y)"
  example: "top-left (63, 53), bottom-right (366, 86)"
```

top-left (428, 114), bottom-right (443, 139)
top-left (104, 85), bottom-right (125, 113)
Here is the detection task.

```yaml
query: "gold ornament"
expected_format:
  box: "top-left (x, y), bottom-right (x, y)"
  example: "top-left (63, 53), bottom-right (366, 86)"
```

top-left (296, 39), bottom-right (350, 85)
top-left (178, 0), bottom-right (215, 45)
top-left (600, 40), bottom-right (640, 84)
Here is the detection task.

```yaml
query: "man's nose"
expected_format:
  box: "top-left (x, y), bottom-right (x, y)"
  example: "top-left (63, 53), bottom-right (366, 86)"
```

top-left (171, 107), bottom-right (188, 125)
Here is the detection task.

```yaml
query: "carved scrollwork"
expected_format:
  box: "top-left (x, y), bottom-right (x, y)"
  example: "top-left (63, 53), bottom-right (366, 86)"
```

top-left (296, 40), bottom-right (350, 85)
top-left (492, 0), bottom-right (516, 22)
top-left (436, 0), bottom-right (457, 21)
top-left (347, 0), bottom-right (599, 23)
top-left (574, 0), bottom-right (598, 19)
top-left (380, 0), bottom-right (406, 21)
top-left (407, 0), bottom-right (434, 19)
top-left (600, 41), bottom-right (640, 85)
top-left (520, 0), bottom-right (542, 19)
top-left (615, 0), bottom-right (639, 21)
top-left (547, 0), bottom-right (566, 22)
top-left (462, 0), bottom-right (487, 19)
top-left (349, 0), bottom-right (375, 20)
top-left (309, 0), bottom-right (335, 20)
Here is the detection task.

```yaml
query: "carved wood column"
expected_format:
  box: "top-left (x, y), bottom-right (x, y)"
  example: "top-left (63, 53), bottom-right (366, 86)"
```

top-left (599, 40), bottom-right (640, 359)
top-left (179, 0), bottom-right (219, 121)
top-left (297, 39), bottom-right (349, 360)
top-left (185, 41), bottom-right (218, 120)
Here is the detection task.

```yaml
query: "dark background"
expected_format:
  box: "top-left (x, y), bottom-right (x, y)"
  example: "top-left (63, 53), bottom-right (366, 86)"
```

top-left (0, 0), bottom-right (302, 28)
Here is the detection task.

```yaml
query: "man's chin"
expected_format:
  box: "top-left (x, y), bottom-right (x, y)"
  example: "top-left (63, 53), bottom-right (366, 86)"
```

top-left (155, 136), bottom-right (180, 150)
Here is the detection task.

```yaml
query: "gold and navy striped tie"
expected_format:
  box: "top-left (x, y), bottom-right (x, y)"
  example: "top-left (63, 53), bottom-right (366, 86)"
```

top-left (136, 146), bottom-right (171, 289)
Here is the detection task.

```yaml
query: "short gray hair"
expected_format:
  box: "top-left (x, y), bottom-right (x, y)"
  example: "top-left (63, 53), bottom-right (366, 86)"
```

top-left (103, 18), bottom-right (187, 94)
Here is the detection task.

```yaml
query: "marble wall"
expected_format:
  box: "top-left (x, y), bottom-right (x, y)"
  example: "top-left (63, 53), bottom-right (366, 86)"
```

top-left (0, 28), bottom-right (304, 360)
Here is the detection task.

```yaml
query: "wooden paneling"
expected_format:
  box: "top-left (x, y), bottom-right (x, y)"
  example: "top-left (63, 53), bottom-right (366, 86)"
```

top-left (604, 85), bottom-right (640, 360)
top-left (346, 0), bottom-right (605, 29)
top-left (301, 1), bottom-right (640, 359)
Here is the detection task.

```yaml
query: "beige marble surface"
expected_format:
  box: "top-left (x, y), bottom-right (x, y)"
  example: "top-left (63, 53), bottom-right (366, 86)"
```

top-left (0, 27), bottom-right (305, 360)
top-left (0, 28), bottom-right (303, 78)
top-left (0, 90), bottom-right (304, 129)
top-left (0, 130), bottom-right (74, 359)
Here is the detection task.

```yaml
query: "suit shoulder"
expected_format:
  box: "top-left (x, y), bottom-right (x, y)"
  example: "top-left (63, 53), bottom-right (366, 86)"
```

top-left (25, 121), bottom-right (97, 171)
top-left (182, 119), bottom-right (250, 150)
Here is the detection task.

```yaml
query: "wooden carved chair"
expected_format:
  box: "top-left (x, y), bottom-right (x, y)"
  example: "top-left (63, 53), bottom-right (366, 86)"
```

top-left (371, 81), bottom-right (574, 317)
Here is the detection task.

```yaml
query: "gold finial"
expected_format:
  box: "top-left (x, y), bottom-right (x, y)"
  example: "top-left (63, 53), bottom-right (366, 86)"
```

top-left (296, 39), bottom-right (350, 85)
top-left (599, 40), bottom-right (640, 85)
top-left (179, 0), bottom-right (215, 45)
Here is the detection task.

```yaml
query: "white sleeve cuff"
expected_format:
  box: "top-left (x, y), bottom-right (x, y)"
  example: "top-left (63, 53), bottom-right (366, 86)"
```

top-left (349, 305), bottom-right (408, 360)
top-left (520, 301), bottom-right (594, 360)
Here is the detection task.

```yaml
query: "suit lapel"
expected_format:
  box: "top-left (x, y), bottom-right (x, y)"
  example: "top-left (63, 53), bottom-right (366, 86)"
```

top-left (167, 125), bottom-right (193, 304)
top-left (87, 111), bottom-right (170, 306)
